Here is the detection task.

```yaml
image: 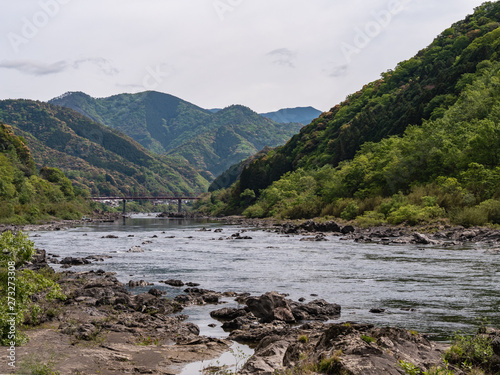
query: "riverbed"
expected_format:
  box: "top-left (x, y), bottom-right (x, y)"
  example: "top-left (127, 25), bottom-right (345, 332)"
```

top-left (29, 215), bottom-right (499, 342)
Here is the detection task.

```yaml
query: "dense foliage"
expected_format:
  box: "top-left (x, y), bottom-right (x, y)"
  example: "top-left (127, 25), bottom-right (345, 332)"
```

top-left (50, 91), bottom-right (214, 154)
top-left (196, 3), bottom-right (500, 226)
top-left (169, 105), bottom-right (302, 179)
top-left (50, 92), bottom-right (303, 180)
top-left (0, 231), bottom-right (65, 345)
top-left (236, 61), bottom-right (500, 226)
top-left (0, 100), bottom-right (209, 197)
top-left (0, 122), bottom-right (90, 224)
top-left (233, 2), bottom-right (500, 203)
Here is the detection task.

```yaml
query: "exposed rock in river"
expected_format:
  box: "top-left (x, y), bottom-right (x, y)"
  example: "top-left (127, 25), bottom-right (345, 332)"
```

top-left (240, 322), bottom-right (450, 375)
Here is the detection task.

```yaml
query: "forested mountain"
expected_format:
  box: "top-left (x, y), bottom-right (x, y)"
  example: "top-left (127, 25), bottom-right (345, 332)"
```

top-left (0, 121), bottom-right (90, 223)
top-left (167, 105), bottom-right (302, 179)
top-left (49, 91), bottom-right (213, 154)
top-left (0, 100), bottom-right (209, 197)
top-left (260, 106), bottom-right (322, 125)
top-left (208, 147), bottom-right (273, 192)
top-left (49, 92), bottom-right (303, 179)
top-left (196, 2), bottom-right (500, 226)
top-left (235, 2), bottom-right (500, 197)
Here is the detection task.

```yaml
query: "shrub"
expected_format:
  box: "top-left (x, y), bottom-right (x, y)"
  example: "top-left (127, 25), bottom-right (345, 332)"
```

top-left (478, 199), bottom-right (500, 224)
top-left (387, 204), bottom-right (421, 225)
top-left (340, 201), bottom-right (359, 221)
top-left (451, 206), bottom-right (489, 227)
top-left (0, 231), bottom-right (66, 345)
top-left (444, 331), bottom-right (494, 371)
top-left (355, 211), bottom-right (386, 228)
top-left (361, 334), bottom-right (376, 344)
top-left (298, 335), bottom-right (309, 343)
top-left (243, 204), bottom-right (266, 218)
top-left (315, 350), bottom-right (343, 374)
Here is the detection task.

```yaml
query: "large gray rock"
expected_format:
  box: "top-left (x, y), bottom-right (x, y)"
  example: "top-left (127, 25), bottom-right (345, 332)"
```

top-left (240, 336), bottom-right (293, 375)
top-left (289, 299), bottom-right (341, 321)
top-left (240, 323), bottom-right (448, 375)
top-left (246, 292), bottom-right (296, 323)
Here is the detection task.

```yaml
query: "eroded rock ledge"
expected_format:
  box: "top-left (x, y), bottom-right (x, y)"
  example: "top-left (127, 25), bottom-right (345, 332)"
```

top-left (208, 291), bottom-right (454, 374)
top-left (1, 259), bottom-right (230, 375)
top-left (239, 322), bottom-right (450, 375)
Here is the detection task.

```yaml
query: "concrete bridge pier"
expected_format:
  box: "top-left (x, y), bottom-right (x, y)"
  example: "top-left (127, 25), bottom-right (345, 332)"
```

top-left (177, 199), bottom-right (182, 213)
top-left (122, 199), bottom-right (126, 215)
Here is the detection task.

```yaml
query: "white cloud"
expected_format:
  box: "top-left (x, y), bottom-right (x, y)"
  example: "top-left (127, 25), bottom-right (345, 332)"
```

top-left (0, 58), bottom-right (118, 77)
top-left (267, 48), bottom-right (296, 68)
top-left (0, 59), bottom-right (67, 75)
top-left (0, 0), bottom-right (488, 112)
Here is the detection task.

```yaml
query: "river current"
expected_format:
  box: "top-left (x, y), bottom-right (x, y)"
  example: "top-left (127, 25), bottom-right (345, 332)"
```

top-left (29, 215), bottom-right (499, 341)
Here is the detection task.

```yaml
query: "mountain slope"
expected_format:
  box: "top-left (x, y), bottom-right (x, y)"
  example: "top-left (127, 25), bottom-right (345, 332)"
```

top-left (0, 100), bottom-right (208, 196)
top-left (239, 59), bottom-right (500, 223)
top-left (50, 92), bottom-right (303, 179)
top-left (236, 2), bottom-right (500, 198)
top-left (49, 91), bottom-right (214, 154)
top-left (260, 106), bottom-right (322, 125)
top-left (0, 121), bottom-right (90, 223)
top-left (167, 105), bottom-right (303, 179)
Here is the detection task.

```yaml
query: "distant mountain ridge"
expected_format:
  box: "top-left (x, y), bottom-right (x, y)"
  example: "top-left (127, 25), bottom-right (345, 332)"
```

top-left (50, 91), bottom-right (213, 155)
top-left (168, 105), bottom-right (302, 178)
top-left (49, 91), bottom-right (304, 179)
top-left (0, 100), bottom-right (209, 196)
top-left (260, 106), bottom-right (322, 125)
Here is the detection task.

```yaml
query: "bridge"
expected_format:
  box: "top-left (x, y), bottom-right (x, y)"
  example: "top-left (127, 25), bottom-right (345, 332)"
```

top-left (90, 193), bottom-right (203, 214)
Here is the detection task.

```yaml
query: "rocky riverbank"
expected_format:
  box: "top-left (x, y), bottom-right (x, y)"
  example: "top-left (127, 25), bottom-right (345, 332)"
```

top-left (218, 216), bottom-right (500, 247)
top-left (3, 249), bottom-right (500, 375)
top-left (3, 218), bottom-right (500, 374)
top-left (0, 210), bottom-right (123, 234)
top-left (0, 250), bottom-right (232, 375)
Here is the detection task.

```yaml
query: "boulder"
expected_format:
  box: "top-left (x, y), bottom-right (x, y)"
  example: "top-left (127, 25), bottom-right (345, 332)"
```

top-left (245, 292), bottom-right (296, 323)
top-left (240, 336), bottom-right (293, 374)
top-left (300, 233), bottom-right (328, 241)
top-left (210, 307), bottom-right (248, 321)
top-left (162, 279), bottom-right (184, 287)
top-left (127, 246), bottom-right (144, 253)
top-left (341, 225), bottom-right (355, 234)
top-left (148, 288), bottom-right (163, 297)
top-left (60, 257), bottom-right (90, 265)
top-left (240, 323), bottom-right (448, 375)
top-left (128, 280), bottom-right (153, 287)
top-left (289, 299), bottom-right (341, 321)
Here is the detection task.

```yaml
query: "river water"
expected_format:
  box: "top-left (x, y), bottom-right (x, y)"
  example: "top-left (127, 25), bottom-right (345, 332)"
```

top-left (29, 215), bottom-right (499, 342)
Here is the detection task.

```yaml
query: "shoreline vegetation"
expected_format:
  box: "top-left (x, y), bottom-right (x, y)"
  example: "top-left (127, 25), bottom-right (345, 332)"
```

top-left (1, 217), bottom-right (499, 374)
top-left (1, 4), bottom-right (500, 373)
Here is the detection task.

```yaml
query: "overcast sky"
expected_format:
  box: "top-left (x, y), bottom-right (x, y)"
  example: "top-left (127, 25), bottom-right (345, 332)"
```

top-left (0, 0), bottom-right (488, 113)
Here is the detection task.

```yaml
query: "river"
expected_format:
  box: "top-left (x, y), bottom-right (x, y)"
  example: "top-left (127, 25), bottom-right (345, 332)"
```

top-left (28, 215), bottom-right (499, 355)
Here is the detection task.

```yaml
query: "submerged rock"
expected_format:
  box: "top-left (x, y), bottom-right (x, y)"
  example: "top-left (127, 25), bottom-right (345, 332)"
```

top-left (127, 246), bottom-right (144, 253)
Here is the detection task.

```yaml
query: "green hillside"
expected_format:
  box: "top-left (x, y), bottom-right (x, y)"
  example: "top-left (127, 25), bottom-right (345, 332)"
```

top-left (0, 100), bottom-right (209, 197)
top-left (196, 2), bottom-right (500, 226)
top-left (208, 146), bottom-right (273, 192)
top-left (167, 105), bottom-right (303, 179)
top-left (235, 2), bottom-right (500, 198)
top-left (50, 91), bottom-right (213, 154)
top-left (49, 92), bottom-right (303, 179)
top-left (0, 121), bottom-right (90, 224)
